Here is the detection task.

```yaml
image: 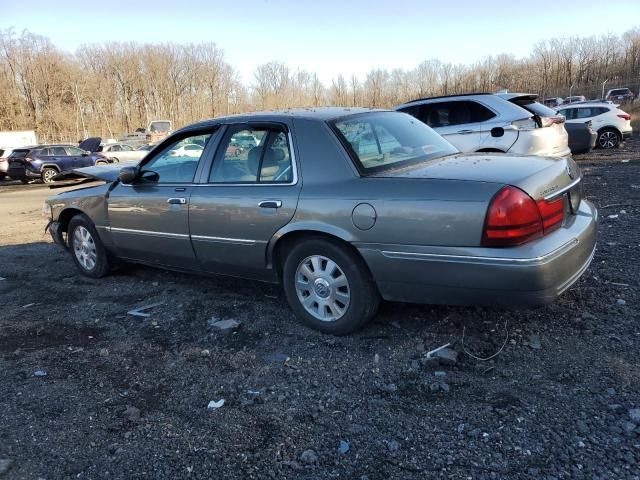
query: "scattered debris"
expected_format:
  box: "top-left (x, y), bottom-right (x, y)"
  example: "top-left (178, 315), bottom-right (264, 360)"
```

top-left (429, 381), bottom-right (450, 393)
top-left (339, 440), bottom-right (350, 454)
top-left (528, 335), bottom-right (542, 350)
top-left (207, 399), bottom-right (225, 409)
top-left (22, 303), bottom-right (35, 308)
top-left (374, 353), bottom-right (380, 364)
top-left (621, 159), bottom-right (630, 163)
top-left (0, 459), bottom-right (12, 475)
top-left (127, 303), bottom-right (163, 318)
top-left (434, 371), bottom-right (447, 377)
top-left (607, 214), bottom-right (619, 219)
top-left (264, 353), bottom-right (289, 363)
top-left (208, 317), bottom-right (241, 332)
top-left (99, 348), bottom-right (109, 357)
top-left (299, 449), bottom-right (318, 464)
top-left (33, 370), bottom-right (47, 377)
top-left (386, 440), bottom-right (400, 453)
top-left (629, 409), bottom-right (640, 424)
top-left (200, 349), bottom-right (211, 357)
top-left (616, 298), bottom-right (627, 306)
top-left (426, 343), bottom-right (451, 359)
top-left (376, 382), bottom-right (398, 393)
top-left (123, 405), bottom-right (140, 422)
top-left (0, 277), bottom-right (6, 281)
top-left (462, 320), bottom-right (509, 361)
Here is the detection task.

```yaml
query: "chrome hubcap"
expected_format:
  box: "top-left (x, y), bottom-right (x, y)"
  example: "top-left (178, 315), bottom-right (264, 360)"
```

top-left (599, 131), bottom-right (618, 149)
top-left (73, 226), bottom-right (97, 271)
top-left (295, 255), bottom-right (350, 322)
top-left (43, 169), bottom-right (56, 182)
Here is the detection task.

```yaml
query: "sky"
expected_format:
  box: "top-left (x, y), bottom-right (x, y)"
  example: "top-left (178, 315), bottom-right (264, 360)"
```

top-left (2, 0), bottom-right (640, 85)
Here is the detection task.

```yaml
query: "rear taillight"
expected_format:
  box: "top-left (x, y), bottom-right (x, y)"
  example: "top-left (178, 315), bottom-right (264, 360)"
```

top-left (540, 115), bottom-right (565, 127)
top-left (482, 186), bottom-right (565, 247)
top-left (617, 114), bottom-right (631, 121)
top-left (511, 118), bottom-right (537, 130)
top-left (536, 197), bottom-right (564, 233)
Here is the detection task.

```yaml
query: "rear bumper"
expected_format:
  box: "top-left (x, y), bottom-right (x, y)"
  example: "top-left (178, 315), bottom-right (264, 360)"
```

top-left (622, 130), bottom-right (633, 140)
top-left (357, 200), bottom-right (597, 307)
top-left (508, 127), bottom-right (571, 158)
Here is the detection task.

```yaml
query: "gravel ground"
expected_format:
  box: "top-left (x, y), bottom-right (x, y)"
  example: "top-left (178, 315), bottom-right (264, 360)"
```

top-left (0, 137), bottom-right (639, 479)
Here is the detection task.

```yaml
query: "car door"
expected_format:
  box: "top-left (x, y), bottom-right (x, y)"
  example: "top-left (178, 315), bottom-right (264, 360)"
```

top-left (188, 123), bottom-right (301, 280)
top-left (106, 130), bottom-right (216, 268)
top-left (63, 146), bottom-right (91, 168)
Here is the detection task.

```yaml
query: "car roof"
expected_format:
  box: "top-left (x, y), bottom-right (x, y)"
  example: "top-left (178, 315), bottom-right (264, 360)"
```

top-left (14, 144), bottom-right (74, 150)
top-left (557, 102), bottom-right (612, 108)
top-left (185, 107), bottom-right (388, 130)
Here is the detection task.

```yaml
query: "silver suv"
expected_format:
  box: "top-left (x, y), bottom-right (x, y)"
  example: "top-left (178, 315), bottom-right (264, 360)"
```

top-left (395, 93), bottom-right (570, 157)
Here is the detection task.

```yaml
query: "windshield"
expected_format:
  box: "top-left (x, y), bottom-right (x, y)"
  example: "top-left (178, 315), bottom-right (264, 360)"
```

top-left (332, 112), bottom-right (458, 173)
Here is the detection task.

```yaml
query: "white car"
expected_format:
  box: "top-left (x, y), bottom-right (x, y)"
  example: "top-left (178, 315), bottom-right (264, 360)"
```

top-left (100, 143), bottom-right (149, 162)
top-left (395, 93), bottom-right (570, 157)
top-left (170, 143), bottom-right (204, 158)
top-left (557, 103), bottom-right (632, 149)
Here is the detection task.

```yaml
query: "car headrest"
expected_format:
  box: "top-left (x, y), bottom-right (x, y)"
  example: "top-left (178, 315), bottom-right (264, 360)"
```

top-left (247, 147), bottom-right (262, 174)
top-left (263, 147), bottom-right (285, 168)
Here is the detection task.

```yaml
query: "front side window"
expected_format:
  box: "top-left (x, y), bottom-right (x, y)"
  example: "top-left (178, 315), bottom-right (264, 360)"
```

top-left (209, 126), bottom-right (293, 183)
top-left (333, 111), bottom-right (458, 173)
top-left (559, 108), bottom-right (576, 120)
top-left (142, 133), bottom-right (212, 183)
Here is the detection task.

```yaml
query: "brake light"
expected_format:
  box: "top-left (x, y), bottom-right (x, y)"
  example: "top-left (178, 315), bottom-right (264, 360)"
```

top-left (482, 186), bottom-right (565, 247)
top-left (511, 118), bottom-right (537, 130)
top-left (617, 114), bottom-right (631, 121)
top-left (540, 116), bottom-right (565, 127)
top-left (482, 186), bottom-right (543, 247)
top-left (536, 197), bottom-right (564, 233)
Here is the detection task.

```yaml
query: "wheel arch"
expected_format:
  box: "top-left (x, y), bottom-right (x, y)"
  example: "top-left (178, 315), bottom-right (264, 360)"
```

top-left (40, 163), bottom-right (61, 172)
top-left (597, 125), bottom-right (622, 136)
top-left (58, 207), bottom-right (86, 233)
top-left (268, 224), bottom-right (364, 277)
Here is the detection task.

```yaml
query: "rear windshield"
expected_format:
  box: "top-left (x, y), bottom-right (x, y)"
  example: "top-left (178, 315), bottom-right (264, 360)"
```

top-left (610, 89), bottom-right (630, 95)
top-left (331, 111), bottom-right (458, 174)
top-left (149, 121), bottom-right (171, 132)
top-left (8, 149), bottom-right (30, 159)
top-left (510, 98), bottom-right (558, 117)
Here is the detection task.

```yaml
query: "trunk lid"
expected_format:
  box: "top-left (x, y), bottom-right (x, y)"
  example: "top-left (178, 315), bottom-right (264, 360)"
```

top-left (372, 152), bottom-right (580, 201)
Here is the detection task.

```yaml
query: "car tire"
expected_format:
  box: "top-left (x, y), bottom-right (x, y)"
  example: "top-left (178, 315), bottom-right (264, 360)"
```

top-left (96, 160), bottom-right (108, 165)
top-left (41, 167), bottom-right (58, 183)
top-left (282, 238), bottom-right (380, 335)
top-left (20, 179), bottom-right (29, 184)
top-left (67, 214), bottom-right (110, 278)
top-left (597, 128), bottom-right (621, 149)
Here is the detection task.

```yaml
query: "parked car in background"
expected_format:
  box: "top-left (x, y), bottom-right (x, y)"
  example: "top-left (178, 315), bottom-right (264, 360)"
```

top-left (563, 95), bottom-right (587, 104)
top-left (395, 92), bottom-right (570, 157)
top-left (564, 121), bottom-right (597, 154)
top-left (45, 108), bottom-right (596, 334)
top-left (0, 147), bottom-right (16, 181)
top-left (605, 88), bottom-right (635, 103)
top-left (557, 102), bottom-right (632, 149)
top-left (170, 142), bottom-right (204, 158)
top-left (543, 97), bottom-right (564, 108)
top-left (145, 120), bottom-right (172, 144)
top-left (7, 144), bottom-right (112, 183)
top-left (99, 142), bottom-right (149, 162)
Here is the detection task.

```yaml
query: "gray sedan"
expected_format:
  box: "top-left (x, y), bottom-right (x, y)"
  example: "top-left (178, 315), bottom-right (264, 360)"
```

top-left (44, 108), bottom-right (597, 334)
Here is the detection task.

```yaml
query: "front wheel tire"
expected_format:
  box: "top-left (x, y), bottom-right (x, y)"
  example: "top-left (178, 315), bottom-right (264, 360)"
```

top-left (282, 238), bottom-right (380, 335)
top-left (68, 214), bottom-right (110, 278)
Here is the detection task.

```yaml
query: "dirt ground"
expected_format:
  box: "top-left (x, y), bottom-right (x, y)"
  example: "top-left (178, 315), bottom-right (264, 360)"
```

top-left (0, 137), bottom-right (639, 479)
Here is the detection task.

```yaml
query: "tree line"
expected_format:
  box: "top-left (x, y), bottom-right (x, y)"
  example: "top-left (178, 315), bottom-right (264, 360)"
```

top-left (0, 27), bottom-right (639, 142)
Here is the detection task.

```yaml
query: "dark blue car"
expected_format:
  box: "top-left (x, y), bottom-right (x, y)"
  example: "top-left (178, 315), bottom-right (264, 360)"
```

top-left (6, 140), bottom-right (112, 183)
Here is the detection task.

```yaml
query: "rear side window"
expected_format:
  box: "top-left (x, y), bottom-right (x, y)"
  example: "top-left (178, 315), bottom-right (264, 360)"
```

top-left (610, 89), bottom-right (630, 96)
top-left (210, 126), bottom-right (293, 184)
top-left (415, 101), bottom-right (495, 127)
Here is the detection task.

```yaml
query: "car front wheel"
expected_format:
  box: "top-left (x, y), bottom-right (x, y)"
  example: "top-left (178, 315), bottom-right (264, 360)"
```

top-left (282, 238), bottom-right (380, 335)
top-left (597, 128), bottom-right (621, 149)
top-left (68, 214), bottom-right (110, 278)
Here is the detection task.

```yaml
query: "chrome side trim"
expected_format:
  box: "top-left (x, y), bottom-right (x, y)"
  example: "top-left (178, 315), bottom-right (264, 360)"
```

top-left (108, 227), bottom-right (189, 239)
top-left (380, 238), bottom-right (579, 266)
top-left (543, 177), bottom-right (581, 201)
top-left (191, 235), bottom-right (265, 245)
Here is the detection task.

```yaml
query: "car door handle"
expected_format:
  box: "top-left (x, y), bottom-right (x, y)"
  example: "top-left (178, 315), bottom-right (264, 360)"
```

top-left (167, 197), bottom-right (187, 205)
top-left (457, 129), bottom-right (474, 134)
top-left (258, 200), bottom-right (282, 209)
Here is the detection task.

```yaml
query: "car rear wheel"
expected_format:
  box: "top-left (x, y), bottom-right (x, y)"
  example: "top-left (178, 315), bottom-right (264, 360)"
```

top-left (96, 160), bottom-right (109, 165)
top-left (68, 214), bottom-right (110, 278)
top-left (282, 238), bottom-right (380, 335)
top-left (41, 167), bottom-right (58, 183)
top-left (597, 128), bottom-right (621, 149)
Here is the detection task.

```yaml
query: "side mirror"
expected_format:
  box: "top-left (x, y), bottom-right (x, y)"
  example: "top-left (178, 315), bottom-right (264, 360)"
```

top-left (490, 127), bottom-right (504, 138)
top-left (118, 166), bottom-right (139, 184)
